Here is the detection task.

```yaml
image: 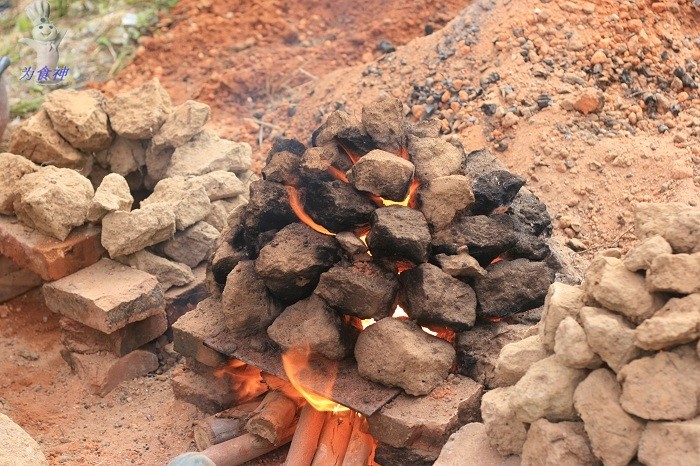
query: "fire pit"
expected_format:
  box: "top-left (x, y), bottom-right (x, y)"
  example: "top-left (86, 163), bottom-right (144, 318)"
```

top-left (175, 97), bottom-right (562, 464)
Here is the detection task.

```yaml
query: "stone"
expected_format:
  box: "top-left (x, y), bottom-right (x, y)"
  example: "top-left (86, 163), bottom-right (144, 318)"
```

top-left (618, 351), bottom-right (700, 421)
top-left (314, 262), bottom-right (398, 319)
top-left (635, 294), bottom-right (700, 350)
top-left (366, 206), bottom-right (431, 264)
top-left (43, 258), bottom-right (165, 334)
top-left (299, 144), bottom-right (351, 179)
top-left (623, 235), bottom-right (673, 271)
top-left (60, 311), bottom-right (167, 357)
top-left (8, 109), bottom-right (91, 171)
top-left (151, 100), bottom-right (211, 150)
top-left (434, 422), bottom-right (521, 466)
top-left (637, 419), bottom-right (700, 466)
top-left (14, 166), bottom-right (94, 241)
top-left (574, 368), bottom-right (645, 466)
top-left (471, 170), bottom-right (525, 215)
top-left (313, 110), bottom-right (368, 148)
top-left (573, 88), bottom-right (604, 114)
top-left (263, 150), bottom-right (302, 186)
top-left (172, 298), bottom-right (227, 367)
top-left (579, 306), bottom-right (641, 373)
top-left (105, 78), bottom-right (172, 139)
top-left (647, 253), bottom-right (700, 294)
top-left (222, 261), bottom-right (283, 336)
top-left (509, 187), bottom-right (552, 237)
top-left (521, 419), bottom-right (599, 466)
top-left (43, 89), bottom-right (113, 151)
top-left (145, 145), bottom-right (174, 184)
top-left (121, 249), bottom-right (194, 290)
top-left (0, 152), bottom-right (38, 215)
top-left (255, 223), bottom-right (339, 303)
top-left (493, 334), bottom-right (550, 387)
top-left (242, 180), bottom-right (297, 245)
top-left (166, 130), bottom-right (252, 178)
top-left (431, 214), bottom-right (517, 264)
top-left (416, 175), bottom-right (474, 230)
top-left (267, 295), bottom-right (352, 360)
top-left (63, 349), bottom-right (159, 396)
top-left (583, 256), bottom-right (664, 323)
top-left (554, 317), bottom-right (602, 369)
top-left (171, 364), bottom-right (237, 414)
top-left (101, 203), bottom-right (176, 257)
top-left (474, 259), bottom-right (554, 318)
top-left (355, 317), bottom-right (455, 395)
top-left (205, 196), bottom-right (247, 232)
top-left (634, 203), bottom-right (700, 254)
top-left (434, 252), bottom-right (487, 278)
top-left (161, 221), bottom-right (219, 268)
top-left (361, 96), bottom-right (405, 150)
top-left (0, 216), bottom-right (103, 281)
top-left (87, 173), bottom-right (133, 222)
top-left (368, 375), bottom-right (483, 454)
top-left (0, 256), bottom-right (43, 303)
top-left (193, 171), bottom-right (244, 201)
top-left (407, 135), bottom-right (463, 182)
top-left (399, 263), bottom-right (477, 331)
top-left (141, 177), bottom-right (211, 231)
top-left (210, 227), bottom-right (247, 287)
top-left (97, 136), bottom-right (145, 176)
top-left (539, 283), bottom-right (585, 351)
top-left (510, 355), bottom-right (587, 422)
top-left (303, 180), bottom-right (377, 232)
top-left (0, 413), bottom-right (49, 465)
top-left (480, 387), bottom-right (528, 455)
top-left (348, 149), bottom-right (414, 201)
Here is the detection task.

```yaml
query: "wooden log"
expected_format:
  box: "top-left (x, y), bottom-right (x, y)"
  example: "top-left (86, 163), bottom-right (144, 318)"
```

top-left (341, 417), bottom-right (374, 466)
top-left (285, 404), bottom-right (328, 466)
top-left (202, 427), bottom-right (295, 466)
top-left (194, 399), bottom-right (262, 450)
top-left (245, 390), bottom-right (299, 445)
top-left (311, 411), bottom-right (355, 466)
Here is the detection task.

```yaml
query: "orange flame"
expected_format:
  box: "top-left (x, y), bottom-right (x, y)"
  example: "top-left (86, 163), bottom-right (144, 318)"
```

top-left (214, 359), bottom-right (268, 402)
top-left (397, 146), bottom-right (409, 160)
top-left (285, 186), bottom-right (335, 236)
top-left (337, 142), bottom-right (362, 165)
top-left (327, 166), bottom-right (349, 183)
top-left (383, 178), bottom-right (420, 208)
top-left (281, 346), bottom-right (349, 413)
top-left (422, 324), bottom-right (457, 345)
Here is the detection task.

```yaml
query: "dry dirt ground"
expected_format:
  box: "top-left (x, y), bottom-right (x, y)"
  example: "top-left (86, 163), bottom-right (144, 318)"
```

top-left (3, 0), bottom-right (699, 464)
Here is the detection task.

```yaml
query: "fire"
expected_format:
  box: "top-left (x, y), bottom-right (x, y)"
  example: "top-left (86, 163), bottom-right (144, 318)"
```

top-left (337, 142), bottom-right (362, 164)
top-left (327, 166), bottom-right (349, 183)
top-left (285, 186), bottom-right (335, 236)
top-left (397, 146), bottom-right (410, 160)
top-left (214, 359), bottom-right (268, 402)
top-left (380, 178), bottom-right (420, 208)
top-left (421, 324), bottom-right (457, 345)
top-left (281, 346), bottom-right (349, 413)
top-left (392, 306), bottom-right (409, 319)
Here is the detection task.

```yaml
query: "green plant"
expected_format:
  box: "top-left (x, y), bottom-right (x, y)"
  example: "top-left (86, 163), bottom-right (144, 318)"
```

top-left (10, 96), bottom-right (44, 117)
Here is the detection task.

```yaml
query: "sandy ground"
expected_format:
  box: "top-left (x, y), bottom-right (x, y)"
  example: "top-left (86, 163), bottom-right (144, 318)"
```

top-left (2, 0), bottom-right (699, 464)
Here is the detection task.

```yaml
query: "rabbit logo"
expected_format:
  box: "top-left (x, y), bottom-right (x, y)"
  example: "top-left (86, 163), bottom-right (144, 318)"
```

top-left (18, 0), bottom-right (69, 84)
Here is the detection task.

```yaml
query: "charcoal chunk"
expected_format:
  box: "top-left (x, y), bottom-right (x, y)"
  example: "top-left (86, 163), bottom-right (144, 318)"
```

top-left (432, 215), bottom-right (517, 265)
top-left (471, 170), bottom-right (525, 215)
top-left (399, 263), bottom-right (477, 331)
top-left (255, 223), bottom-right (339, 303)
top-left (315, 262), bottom-right (399, 319)
top-left (304, 180), bottom-right (377, 232)
top-left (243, 180), bottom-right (298, 254)
top-left (474, 259), bottom-right (555, 318)
top-left (508, 188), bottom-right (552, 237)
top-left (367, 206), bottom-right (431, 264)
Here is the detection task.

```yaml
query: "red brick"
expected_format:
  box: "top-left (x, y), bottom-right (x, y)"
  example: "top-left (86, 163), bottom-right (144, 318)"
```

top-left (172, 297), bottom-right (226, 367)
top-left (60, 311), bottom-right (167, 357)
top-left (43, 258), bottom-right (164, 334)
top-left (62, 349), bottom-right (159, 396)
top-left (0, 215), bottom-right (103, 281)
top-left (368, 375), bottom-right (483, 459)
top-left (0, 256), bottom-right (43, 303)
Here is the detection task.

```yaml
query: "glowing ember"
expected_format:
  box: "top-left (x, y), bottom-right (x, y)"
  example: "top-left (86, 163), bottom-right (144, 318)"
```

top-left (392, 306), bottom-right (409, 319)
top-left (281, 346), bottom-right (349, 413)
top-left (421, 324), bottom-right (457, 344)
top-left (285, 186), bottom-right (335, 236)
top-left (490, 256), bottom-right (505, 265)
top-left (381, 178), bottom-right (420, 208)
top-left (360, 318), bottom-right (375, 329)
top-left (338, 142), bottom-right (362, 164)
top-left (326, 166), bottom-right (349, 183)
top-left (214, 359), bottom-right (267, 402)
top-left (397, 146), bottom-right (410, 160)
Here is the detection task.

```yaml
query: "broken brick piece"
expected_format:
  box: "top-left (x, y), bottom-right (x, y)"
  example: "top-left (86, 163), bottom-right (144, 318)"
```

top-left (0, 255), bottom-right (43, 303)
top-left (60, 310), bottom-right (167, 357)
top-left (62, 348), bottom-right (159, 397)
top-left (172, 297), bottom-right (227, 367)
top-left (0, 215), bottom-right (104, 281)
top-left (43, 258), bottom-right (164, 334)
top-left (171, 362), bottom-right (237, 414)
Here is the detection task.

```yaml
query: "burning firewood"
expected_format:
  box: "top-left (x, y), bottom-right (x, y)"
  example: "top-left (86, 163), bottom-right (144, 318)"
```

top-left (285, 404), bottom-right (328, 466)
top-left (311, 410), bottom-right (356, 466)
top-left (245, 390), bottom-right (299, 445)
top-left (341, 417), bottom-right (375, 466)
top-left (194, 399), bottom-right (262, 451)
top-left (201, 428), bottom-right (296, 466)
